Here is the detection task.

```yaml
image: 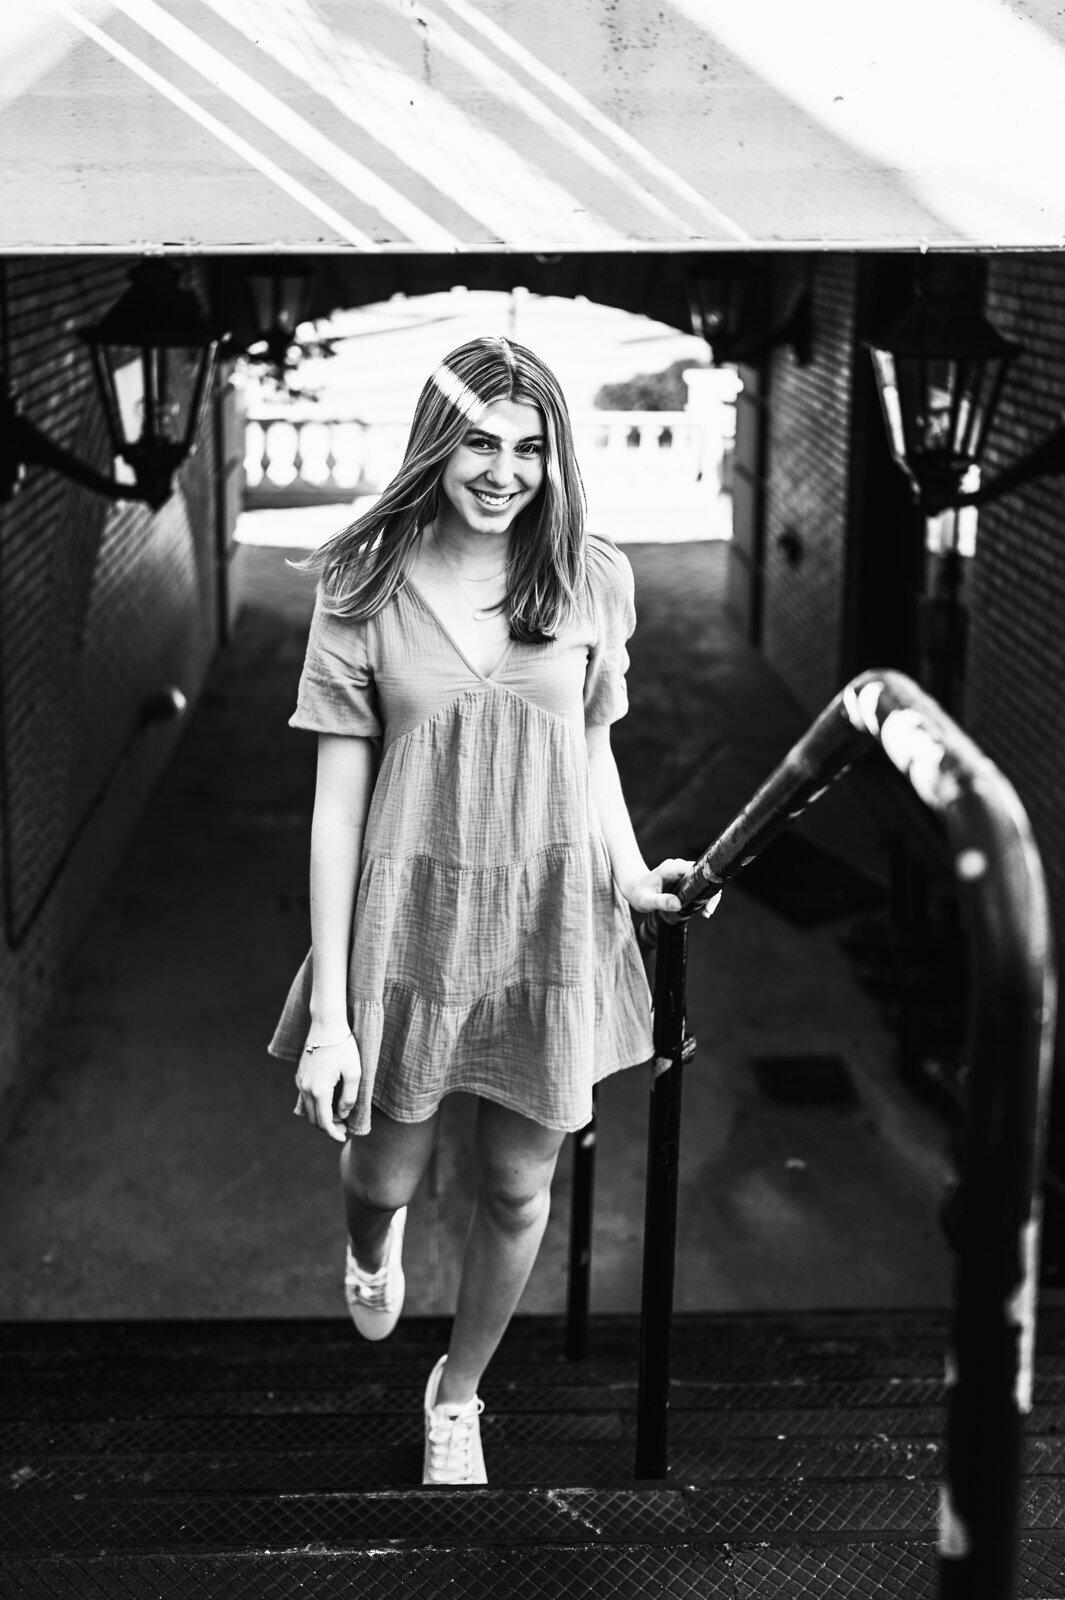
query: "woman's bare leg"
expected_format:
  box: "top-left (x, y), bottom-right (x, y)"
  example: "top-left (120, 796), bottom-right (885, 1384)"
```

top-left (436, 1100), bottom-right (566, 1407)
top-left (340, 1107), bottom-right (440, 1269)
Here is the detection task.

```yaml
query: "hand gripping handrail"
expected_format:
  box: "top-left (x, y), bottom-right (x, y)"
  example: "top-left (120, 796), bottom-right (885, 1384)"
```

top-left (634, 668), bottom-right (1055, 1600)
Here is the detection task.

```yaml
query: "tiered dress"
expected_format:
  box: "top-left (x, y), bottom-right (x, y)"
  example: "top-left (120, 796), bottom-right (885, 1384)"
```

top-left (268, 535), bottom-right (654, 1134)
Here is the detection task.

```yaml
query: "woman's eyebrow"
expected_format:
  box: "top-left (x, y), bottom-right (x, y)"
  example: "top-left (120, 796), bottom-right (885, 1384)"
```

top-left (466, 428), bottom-right (545, 444)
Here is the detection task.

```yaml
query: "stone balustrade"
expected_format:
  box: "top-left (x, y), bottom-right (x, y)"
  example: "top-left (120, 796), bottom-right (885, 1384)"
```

top-left (243, 411), bottom-right (729, 513)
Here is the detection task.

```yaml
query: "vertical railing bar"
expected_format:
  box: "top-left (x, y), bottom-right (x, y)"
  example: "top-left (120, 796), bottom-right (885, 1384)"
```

top-left (634, 916), bottom-right (689, 1478)
top-left (565, 1085), bottom-right (598, 1361)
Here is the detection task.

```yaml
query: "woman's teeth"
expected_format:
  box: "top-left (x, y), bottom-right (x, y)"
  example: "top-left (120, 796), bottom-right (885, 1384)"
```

top-left (472, 490), bottom-right (513, 508)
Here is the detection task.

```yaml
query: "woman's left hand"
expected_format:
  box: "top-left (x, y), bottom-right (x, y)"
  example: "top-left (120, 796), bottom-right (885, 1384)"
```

top-left (622, 858), bottom-right (721, 920)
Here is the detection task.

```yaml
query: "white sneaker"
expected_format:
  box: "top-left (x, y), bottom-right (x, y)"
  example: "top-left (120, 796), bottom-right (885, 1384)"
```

top-left (422, 1354), bottom-right (487, 1485)
top-left (343, 1207), bottom-right (406, 1341)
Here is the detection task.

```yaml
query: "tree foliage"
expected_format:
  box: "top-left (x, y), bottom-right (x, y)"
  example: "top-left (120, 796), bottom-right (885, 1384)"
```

top-left (593, 357), bottom-right (705, 412)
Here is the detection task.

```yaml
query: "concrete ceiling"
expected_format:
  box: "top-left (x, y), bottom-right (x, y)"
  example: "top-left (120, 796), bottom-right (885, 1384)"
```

top-left (4, 0), bottom-right (1065, 252)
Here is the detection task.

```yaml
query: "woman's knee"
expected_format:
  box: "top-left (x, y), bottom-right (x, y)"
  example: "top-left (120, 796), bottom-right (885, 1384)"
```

top-left (340, 1111), bottom-right (436, 1211)
top-left (343, 1158), bottom-right (416, 1214)
top-left (481, 1178), bottom-right (551, 1234)
top-left (475, 1101), bottom-right (565, 1232)
top-left (477, 1158), bottom-right (555, 1234)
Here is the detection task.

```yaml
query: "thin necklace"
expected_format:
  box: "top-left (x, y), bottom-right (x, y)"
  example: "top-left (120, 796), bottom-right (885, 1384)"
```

top-left (431, 531), bottom-right (507, 623)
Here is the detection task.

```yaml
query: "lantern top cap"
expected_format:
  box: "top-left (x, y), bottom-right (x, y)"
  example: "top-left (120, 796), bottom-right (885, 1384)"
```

top-left (82, 260), bottom-right (218, 350)
top-left (868, 294), bottom-right (1020, 363)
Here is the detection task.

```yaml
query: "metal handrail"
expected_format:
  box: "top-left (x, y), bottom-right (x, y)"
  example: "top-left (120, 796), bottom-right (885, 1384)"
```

top-left (631, 668), bottom-right (1055, 1600)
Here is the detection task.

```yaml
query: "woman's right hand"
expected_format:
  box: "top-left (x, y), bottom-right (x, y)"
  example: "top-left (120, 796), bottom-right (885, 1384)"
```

top-left (295, 1032), bottom-right (363, 1142)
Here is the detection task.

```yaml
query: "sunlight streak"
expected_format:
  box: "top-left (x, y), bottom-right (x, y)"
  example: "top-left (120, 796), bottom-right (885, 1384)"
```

top-left (405, 0), bottom-right (704, 239)
top-left (45, 0), bottom-right (381, 247)
top-left (196, 0), bottom-right (627, 248)
top-left (430, 0), bottom-right (751, 242)
top-left (104, 0), bottom-right (463, 248)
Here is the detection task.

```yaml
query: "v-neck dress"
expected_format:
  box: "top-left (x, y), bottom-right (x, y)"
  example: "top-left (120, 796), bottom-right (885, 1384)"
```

top-left (267, 535), bottom-right (654, 1134)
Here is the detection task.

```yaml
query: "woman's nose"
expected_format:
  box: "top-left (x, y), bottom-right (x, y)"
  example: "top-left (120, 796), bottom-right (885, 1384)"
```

top-left (484, 449), bottom-right (514, 484)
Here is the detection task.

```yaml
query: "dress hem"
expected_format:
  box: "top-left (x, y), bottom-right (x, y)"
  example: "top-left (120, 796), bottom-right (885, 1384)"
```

top-left (281, 1042), bottom-right (653, 1135)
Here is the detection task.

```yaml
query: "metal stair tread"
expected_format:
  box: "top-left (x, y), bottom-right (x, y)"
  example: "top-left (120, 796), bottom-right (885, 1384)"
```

top-left (4, 1477), bottom-right (1065, 1556)
top-left (11, 1307), bottom-right (1065, 1361)
top-left (4, 1537), bottom-right (1065, 1600)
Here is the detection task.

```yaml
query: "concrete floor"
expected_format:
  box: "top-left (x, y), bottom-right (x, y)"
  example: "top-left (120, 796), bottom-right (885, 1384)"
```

top-left (0, 541), bottom-right (953, 1320)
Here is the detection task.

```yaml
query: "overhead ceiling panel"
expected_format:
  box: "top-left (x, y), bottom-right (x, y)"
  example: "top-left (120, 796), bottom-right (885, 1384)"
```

top-left (3, 0), bottom-right (1065, 251)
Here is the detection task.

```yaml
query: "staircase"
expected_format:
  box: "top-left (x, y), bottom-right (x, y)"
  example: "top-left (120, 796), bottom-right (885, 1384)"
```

top-left (3, 1310), bottom-right (1064, 1597)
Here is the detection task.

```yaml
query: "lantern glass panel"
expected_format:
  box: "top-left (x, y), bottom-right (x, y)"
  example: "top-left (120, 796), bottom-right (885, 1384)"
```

top-left (903, 352), bottom-right (1010, 474)
top-left (870, 348), bottom-right (908, 467)
top-left (101, 342), bottom-right (207, 456)
top-left (247, 266), bottom-right (314, 343)
top-left (918, 357), bottom-right (958, 456)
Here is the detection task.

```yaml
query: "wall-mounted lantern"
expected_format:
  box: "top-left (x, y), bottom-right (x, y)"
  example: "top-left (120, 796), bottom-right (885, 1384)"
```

top-left (238, 256), bottom-right (317, 379)
top-left (687, 259), bottom-right (812, 368)
top-left (1, 261), bottom-right (219, 512)
top-left (868, 281), bottom-right (1065, 514)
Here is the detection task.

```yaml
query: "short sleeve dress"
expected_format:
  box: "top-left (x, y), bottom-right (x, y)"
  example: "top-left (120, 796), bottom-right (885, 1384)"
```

top-left (268, 534), bottom-right (654, 1134)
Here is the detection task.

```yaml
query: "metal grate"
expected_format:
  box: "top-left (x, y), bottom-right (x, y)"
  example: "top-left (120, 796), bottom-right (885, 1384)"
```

top-left (15, 1478), bottom-right (1065, 1556)
top-left (730, 1540), bottom-right (936, 1599)
top-left (0, 1546), bottom-right (735, 1599)
top-left (1016, 1535), bottom-right (1065, 1597)
top-left (15, 1539), bottom-right (1063, 1600)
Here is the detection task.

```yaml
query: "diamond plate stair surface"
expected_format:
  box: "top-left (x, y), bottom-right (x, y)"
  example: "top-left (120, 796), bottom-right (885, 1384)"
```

top-left (2, 1311), bottom-right (1064, 1597)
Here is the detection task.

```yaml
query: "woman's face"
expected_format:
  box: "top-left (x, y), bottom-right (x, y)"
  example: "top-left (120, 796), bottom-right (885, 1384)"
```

top-left (437, 399), bottom-right (546, 540)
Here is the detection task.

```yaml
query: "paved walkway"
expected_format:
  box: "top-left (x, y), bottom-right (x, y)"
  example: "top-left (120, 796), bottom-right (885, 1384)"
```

top-left (0, 541), bottom-right (952, 1320)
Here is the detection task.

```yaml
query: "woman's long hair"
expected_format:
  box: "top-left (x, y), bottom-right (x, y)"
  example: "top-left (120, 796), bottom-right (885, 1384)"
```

top-left (308, 336), bottom-right (587, 641)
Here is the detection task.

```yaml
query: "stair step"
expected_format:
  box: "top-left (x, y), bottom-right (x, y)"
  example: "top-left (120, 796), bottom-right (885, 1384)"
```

top-left (3, 1312), bottom-right (1063, 1595)
top-left (2, 1536), bottom-right (1065, 1600)
top-left (6, 1435), bottom-right (1065, 1501)
top-left (4, 1479), bottom-right (1065, 1556)
top-left (5, 1401), bottom-right (1064, 1461)
top-left (8, 1309), bottom-right (1065, 1365)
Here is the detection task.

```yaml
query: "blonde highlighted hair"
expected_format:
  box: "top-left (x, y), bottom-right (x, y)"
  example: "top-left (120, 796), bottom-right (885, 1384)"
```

top-left (308, 336), bottom-right (587, 642)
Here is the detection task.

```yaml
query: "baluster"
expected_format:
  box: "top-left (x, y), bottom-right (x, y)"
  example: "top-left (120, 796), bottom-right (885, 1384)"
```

top-left (326, 422), bottom-right (338, 489)
top-left (259, 421), bottom-right (272, 486)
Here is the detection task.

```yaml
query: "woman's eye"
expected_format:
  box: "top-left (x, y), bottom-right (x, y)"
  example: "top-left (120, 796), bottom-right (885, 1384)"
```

top-left (518, 442), bottom-right (544, 457)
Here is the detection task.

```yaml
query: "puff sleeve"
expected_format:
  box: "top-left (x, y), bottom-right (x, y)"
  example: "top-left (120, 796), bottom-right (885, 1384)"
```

top-left (583, 537), bottom-right (637, 726)
top-left (289, 593), bottom-right (382, 739)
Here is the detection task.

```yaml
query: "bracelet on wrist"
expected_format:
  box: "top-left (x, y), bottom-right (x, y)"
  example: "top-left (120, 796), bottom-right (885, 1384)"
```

top-left (303, 1031), bottom-right (354, 1055)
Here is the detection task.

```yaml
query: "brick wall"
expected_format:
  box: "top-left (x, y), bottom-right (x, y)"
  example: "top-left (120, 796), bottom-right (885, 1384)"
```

top-left (0, 257), bottom-right (223, 1131)
top-left (760, 256), bottom-right (858, 716)
top-left (965, 255), bottom-right (1065, 935)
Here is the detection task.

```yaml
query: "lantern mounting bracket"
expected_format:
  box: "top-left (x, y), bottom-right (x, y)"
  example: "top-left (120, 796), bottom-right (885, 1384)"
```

top-left (0, 388), bottom-right (158, 509)
top-left (714, 290), bottom-right (813, 369)
top-left (921, 418), bottom-right (1065, 515)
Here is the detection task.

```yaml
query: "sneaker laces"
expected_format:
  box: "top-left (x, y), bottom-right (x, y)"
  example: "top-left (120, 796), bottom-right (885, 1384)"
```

top-left (345, 1248), bottom-right (393, 1311)
top-left (425, 1398), bottom-right (484, 1483)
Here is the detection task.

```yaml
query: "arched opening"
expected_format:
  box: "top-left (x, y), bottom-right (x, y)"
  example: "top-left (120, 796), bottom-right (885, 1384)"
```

top-left (235, 284), bottom-right (733, 552)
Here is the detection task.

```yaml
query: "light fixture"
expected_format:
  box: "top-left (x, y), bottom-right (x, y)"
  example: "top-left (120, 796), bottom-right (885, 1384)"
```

top-left (867, 278), bottom-right (1065, 514)
top-left (239, 256), bottom-right (317, 378)
top-left (2, 261), bottom-right (219, 512)
top-left (687, 260), bottom-right (812, 367)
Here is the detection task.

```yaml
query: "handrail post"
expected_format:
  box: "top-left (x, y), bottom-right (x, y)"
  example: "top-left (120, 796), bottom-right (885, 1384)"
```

top-left (634, 914), bottom-right (690, 1478)
top-left (565, 1086), bottom-right (598, 1360)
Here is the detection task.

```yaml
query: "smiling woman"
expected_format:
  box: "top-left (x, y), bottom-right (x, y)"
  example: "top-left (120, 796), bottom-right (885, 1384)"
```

top-left (266, 334), bottom-right (709, 1487)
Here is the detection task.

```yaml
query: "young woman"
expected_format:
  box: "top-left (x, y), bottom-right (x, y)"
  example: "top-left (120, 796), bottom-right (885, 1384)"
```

top-left (269, 335), bottom-right (705, 1486)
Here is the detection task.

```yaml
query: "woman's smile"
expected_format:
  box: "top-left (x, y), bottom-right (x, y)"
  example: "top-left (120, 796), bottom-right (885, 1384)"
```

top-left (467, 486), bottom-right (518, 512)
